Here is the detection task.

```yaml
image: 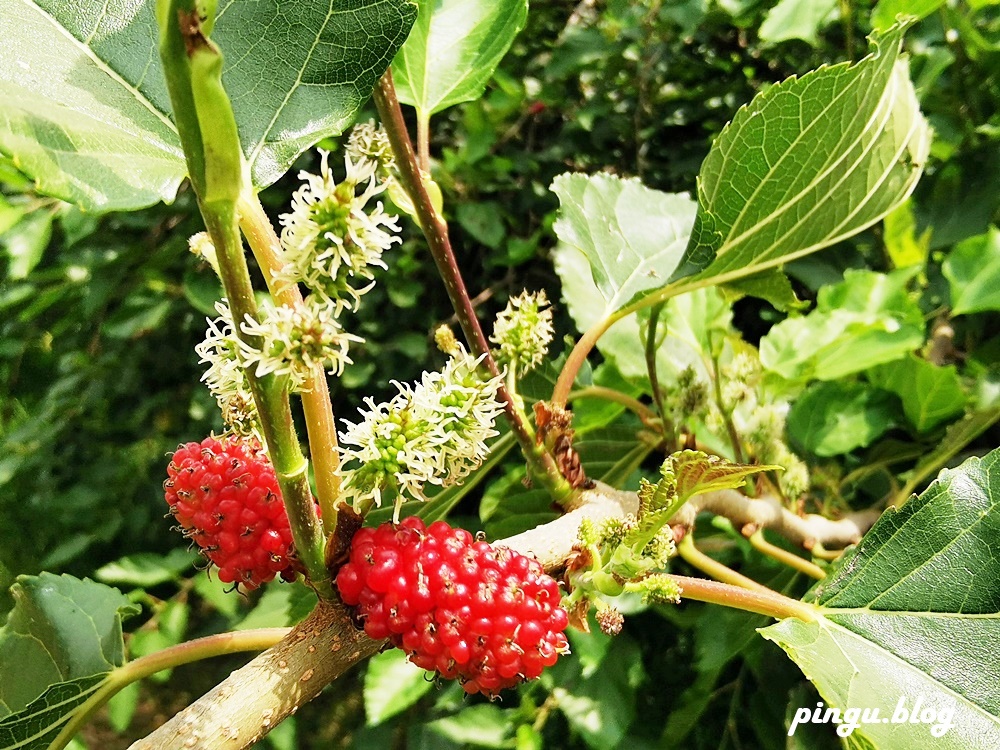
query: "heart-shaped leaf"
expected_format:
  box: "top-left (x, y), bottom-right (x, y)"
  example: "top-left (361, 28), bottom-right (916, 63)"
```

top-left (762, 448), bottom-right (1000, 748)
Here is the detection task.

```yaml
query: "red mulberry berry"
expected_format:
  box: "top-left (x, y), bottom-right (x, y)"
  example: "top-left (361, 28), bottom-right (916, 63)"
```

top-left (164, 436), bottom-right (307, 590)
top-left (337, 517), bottom-right (570, 696)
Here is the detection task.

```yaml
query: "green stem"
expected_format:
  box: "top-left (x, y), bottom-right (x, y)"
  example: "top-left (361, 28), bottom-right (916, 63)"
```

top-left (49, 628), bottom-right (291, 750)
top-left (158, 1), bottom-right (332, 597)
top-left (644, 302), bottom-right (673, 445)
top-left (202, 210), bottom-right (333, 598)
top-left (669, 574), bottom-right (817, 621)
top-left (748, 530), bottom-right (826, 580)
top-left (237, 191), bottom-right (343, 533)
top-left (373, 70), bottom-right (573, 506)
top-left (677, 534), bottom-right (769, 593)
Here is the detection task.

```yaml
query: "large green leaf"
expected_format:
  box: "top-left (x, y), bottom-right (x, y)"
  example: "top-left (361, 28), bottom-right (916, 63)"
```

top-left (677, 25), bottom-right (930, 286)
top-left (0, 573), bottom-right (136, 718)
top-left (392, 0), bottom-right (528, 118)
top-left (0, 573), bottom-right (137, 749)
top-left (762, 449), bottom-right (1000, 748)
top-left (0, 0), bottom-right (416, 211)
top-left (786, 380), bottom-right (899, 456)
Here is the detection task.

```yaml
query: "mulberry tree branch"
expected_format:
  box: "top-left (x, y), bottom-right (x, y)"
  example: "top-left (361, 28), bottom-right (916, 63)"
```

top-left (129, 482), bottom-right (877, 750)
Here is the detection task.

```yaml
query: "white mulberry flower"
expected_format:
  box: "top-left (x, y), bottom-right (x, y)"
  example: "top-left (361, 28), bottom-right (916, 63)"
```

top-left (490, 290), bottom-right (554, 376)
top-left (346, 119), bottom-right (396, 181)
top-left (195, 300), bottom-right (259, 436)
top-left (338, 349), bottom-right (504, 520)
top-left (237, 297), bottom-right (363, 392)
top-left (277, 151), bottom-right (401, 313)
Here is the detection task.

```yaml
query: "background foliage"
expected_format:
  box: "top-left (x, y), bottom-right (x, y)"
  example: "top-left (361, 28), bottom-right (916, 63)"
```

top-left (2, 0), bottom-right (1000, 747)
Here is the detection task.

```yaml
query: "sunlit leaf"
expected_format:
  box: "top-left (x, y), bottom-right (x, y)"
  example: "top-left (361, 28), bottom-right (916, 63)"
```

top-left (552, 173), bottom-right (697, 315)
top-left (943, 227), bottom-right (1000, 315)
top-left (759, 269), bottom-right (925, 384)
top-left (679, 26), bottom-right (930, 286)
top-left (882, 198), bottom-right (931, 269)
top-left (393, 0), bottom-right (528, 117)
top-left (554, 235), bottom-right (731, 386)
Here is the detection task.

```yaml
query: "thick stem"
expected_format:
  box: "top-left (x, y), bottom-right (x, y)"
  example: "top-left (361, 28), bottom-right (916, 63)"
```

top-left (236, 191), bottom-right (343, 532)
top-left (128, 601), bottom-right (380, 750)
top-left (372, 70), bottom-right (573, 505)
top-left (671, 488), bottom-right (880, 551)
top-left (50, 629), bottom-right (291, 750)
top-left (202, 207), bottom-right (332, 599)
top-left (669, 574), bottom-right (817, 622)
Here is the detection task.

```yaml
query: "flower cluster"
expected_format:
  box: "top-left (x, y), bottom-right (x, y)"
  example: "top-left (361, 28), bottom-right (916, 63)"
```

top-left (188, 231), bottom-right (220, 276)
top-left (490, 290), bottom-right (554, 377)
top-left (277, 149), bottom-right (401, 313)
top-left (195, 301), bottom-right (259, 437)
top-left (238, 298), bottom-right (361, 391)
top-left (744, 404), bottom-right (810, 500)
top-left (338, 349), bottom-right (504, 520)
top-left (346, 119), bottom-right (396, 182)
top-left (719, 351), bottom-right (761, 411)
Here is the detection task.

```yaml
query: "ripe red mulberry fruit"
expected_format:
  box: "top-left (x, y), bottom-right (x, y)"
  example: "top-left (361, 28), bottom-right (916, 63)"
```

top-left (336, 517), bottom-right (570, 696)
top-left (164, 436), bottom-right (304, 590)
